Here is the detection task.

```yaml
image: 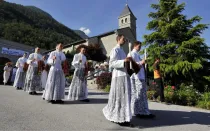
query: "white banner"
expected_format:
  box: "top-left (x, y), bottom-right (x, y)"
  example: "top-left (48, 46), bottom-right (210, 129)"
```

top-left (1, 47), bottom-right (29, 56)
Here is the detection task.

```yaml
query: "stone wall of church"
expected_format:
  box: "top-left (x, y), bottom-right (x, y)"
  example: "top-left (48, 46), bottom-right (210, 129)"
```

top-left (62, 46), bottom-right (74, 53)
top-left (99, 33), bottom-right (117, 56)
top-left (98, 29), bottom-right (136, 57)
top-left (119, 15), bottom-right (131, 29)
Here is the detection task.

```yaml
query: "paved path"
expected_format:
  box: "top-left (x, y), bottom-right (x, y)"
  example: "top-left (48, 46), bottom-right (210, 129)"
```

top-left (0, 85), bottom-right (210, 131)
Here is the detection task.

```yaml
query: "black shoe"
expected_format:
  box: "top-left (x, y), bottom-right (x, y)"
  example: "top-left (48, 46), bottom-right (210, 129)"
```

top-left (118, 122), bottom-right (134, 127)
top-left (49, 100), bottom-right (55, 103)
top-left (33, 92), bottom-right (38, 95)
top-left (52, 100), bottom-right (64, 104)
top-left (56, 100), bottom-right (64, 104)
top-left (136, 114), bottom-right (156, 119)
top-left (43, 98), bottom-right (45, 100)
top-left (80, 99), bottom-right (90, 102)
top-left (29, 92), bottom-right (33, 95)
top-left (148, 114), bottom-right (156, 118)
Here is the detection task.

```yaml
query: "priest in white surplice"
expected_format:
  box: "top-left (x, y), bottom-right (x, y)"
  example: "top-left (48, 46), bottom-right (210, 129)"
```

top-left (3, 62), bottom-right (12, 85)
top-left (129, 41), bottom-right (155, 119)
top-left (24, 47), bottom-right (42, 95)
top-left (41, 55), bottom-right (48, 90)
top-left (68, 45), bottom-right (89, 102)
top-left (42, 44), bottom-right (66, 104)
top-left (102, 34), bottom-right (134, 127)
top-left (13, 53), bottom-right (27, 90)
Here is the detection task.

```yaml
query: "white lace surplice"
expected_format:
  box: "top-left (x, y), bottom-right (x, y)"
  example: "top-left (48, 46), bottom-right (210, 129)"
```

top-left (13, 57), bottom-right (27, 88)
top-left (41, 60), bottom-right (48, 89)
top-left (68, 53), bottom-right (88, 100)
top-left (3, 66), bottom-right (12, 84)
top-left (129, 49), bottom-right (151, 115)
top-left (102, 44), bottom-right (132, 123)
top-left (42, 51), bottom-right (66, 101)
top-left (24, 53), bottom-right (42, 92)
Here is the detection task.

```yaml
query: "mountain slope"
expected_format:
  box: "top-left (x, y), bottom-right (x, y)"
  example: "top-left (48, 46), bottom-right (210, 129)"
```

top-left (74, 30), bottom-right (89, 39)
top-left (0, 1), bottom-right (82, 49)
top-left (25, 6), bottom-right (53, 18)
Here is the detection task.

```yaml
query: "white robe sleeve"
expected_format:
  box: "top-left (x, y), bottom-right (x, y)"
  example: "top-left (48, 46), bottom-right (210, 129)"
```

top-left (3, 66), bottom-right (8, 71)
top-left (109, 49), bottom-right (124, 69)
top-left (131, 52), bottom-right (141, 65)
top-left (72, 54), bottom-right (80, 68)
top-left (27, 54), bottom-right (33, 64)
top-left (15, 59), bottom-right (20, 68)
top-left (47, 52), bottom-right (55, 65)
top-left (137, 54), bottom-right (143, 66)
top-left (38, 54), bottom-right (43, 60)
top-left (61, 53), bottom-right (66, 61)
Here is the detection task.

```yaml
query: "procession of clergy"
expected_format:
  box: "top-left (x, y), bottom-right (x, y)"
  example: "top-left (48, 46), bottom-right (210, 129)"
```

top-left (9, 34), bottom-right (155, 127)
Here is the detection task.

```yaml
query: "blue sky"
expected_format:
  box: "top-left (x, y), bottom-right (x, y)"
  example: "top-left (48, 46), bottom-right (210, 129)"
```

top-left (6, 0), bottom-right (210, 46)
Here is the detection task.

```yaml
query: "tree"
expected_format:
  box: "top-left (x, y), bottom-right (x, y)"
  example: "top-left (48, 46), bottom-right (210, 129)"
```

top-left (0, 1), bottom-right (82, 50)
top-left (75, 44), bottom-right (107, 62)
top-left (143, 0), bottom-right (210, 91)
top-left (86, 44), bottom-right (107, 62)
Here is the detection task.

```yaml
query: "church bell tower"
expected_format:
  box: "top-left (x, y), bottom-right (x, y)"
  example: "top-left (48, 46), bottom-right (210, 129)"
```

top-left (118, 4), bottom-right (137, 39)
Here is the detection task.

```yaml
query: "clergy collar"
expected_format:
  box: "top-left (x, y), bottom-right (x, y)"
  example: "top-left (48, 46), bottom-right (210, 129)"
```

top-left (116, 44), bottom-right (123, 48)
top-left (132, 48), bottom-right (139, 53)
top-left (56, 49), bottom-right (62, 52)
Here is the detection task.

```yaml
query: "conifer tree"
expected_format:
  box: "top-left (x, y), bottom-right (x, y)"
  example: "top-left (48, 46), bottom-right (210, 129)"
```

top-left (144, 0), bottom-right (210, 91)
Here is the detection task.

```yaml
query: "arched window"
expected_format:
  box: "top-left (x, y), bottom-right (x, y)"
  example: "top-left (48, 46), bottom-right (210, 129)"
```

top-left (125, 18), bottom-right (127, 23)
top-left (121, 19), bottom-right (123, 23)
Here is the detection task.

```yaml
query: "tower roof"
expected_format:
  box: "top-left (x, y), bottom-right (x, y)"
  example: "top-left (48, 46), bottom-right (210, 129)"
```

top-left (119, 4), bottom-right (137, 20)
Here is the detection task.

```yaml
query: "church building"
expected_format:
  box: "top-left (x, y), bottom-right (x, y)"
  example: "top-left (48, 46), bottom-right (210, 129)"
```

top-left (62, 4), bottom-right (137, 56)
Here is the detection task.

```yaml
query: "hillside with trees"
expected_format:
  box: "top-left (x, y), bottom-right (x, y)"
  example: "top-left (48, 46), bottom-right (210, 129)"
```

top-left (0, 1), bottom-right (82, 49)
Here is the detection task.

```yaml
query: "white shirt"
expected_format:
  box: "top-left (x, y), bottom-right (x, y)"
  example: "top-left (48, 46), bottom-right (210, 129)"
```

top-left (4, 66), bottom-right (12, 72)
top-left (72, 53), bottom-right (87, 69)
top-left (47, 50), bottom-right (66, 70)
top-left (129, 49), bottom-right (145, 80)
top-left (109, 44), bottom-right (127, 78)
top-left (27, 53), bottom-right (42, 67)
top-left (16, 57), bottom-right (27, 72)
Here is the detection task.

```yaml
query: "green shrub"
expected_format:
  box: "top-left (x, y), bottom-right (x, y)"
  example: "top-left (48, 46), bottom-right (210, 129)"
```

top-left (175, 85), bottom-right (201, 106)
top-left (164, 85), bottom-right (176, 103)
top-left (153, 84), bottom-right (201, 106)
top-left (197, 92), bottom-right (210, 110)
top-left (147, 90), bottom-right (155, 100)
top-left (96, 72), bottom-right (112, 89)
top-left (147, 83), bottom-right (209, 110)
top-left (104, 85), bottom-right (111, 92)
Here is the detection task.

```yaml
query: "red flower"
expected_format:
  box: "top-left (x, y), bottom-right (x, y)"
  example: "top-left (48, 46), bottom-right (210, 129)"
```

top-left (171, 86), bottom-right (175, 89)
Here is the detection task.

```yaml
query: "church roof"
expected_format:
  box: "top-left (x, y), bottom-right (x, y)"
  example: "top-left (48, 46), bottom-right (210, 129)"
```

top-left (90, 30), bottom-right (116, 38)
top-left (42, 27), bottom-right (135, 54)
top-left (119, 4), bottom-right (137, 20)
